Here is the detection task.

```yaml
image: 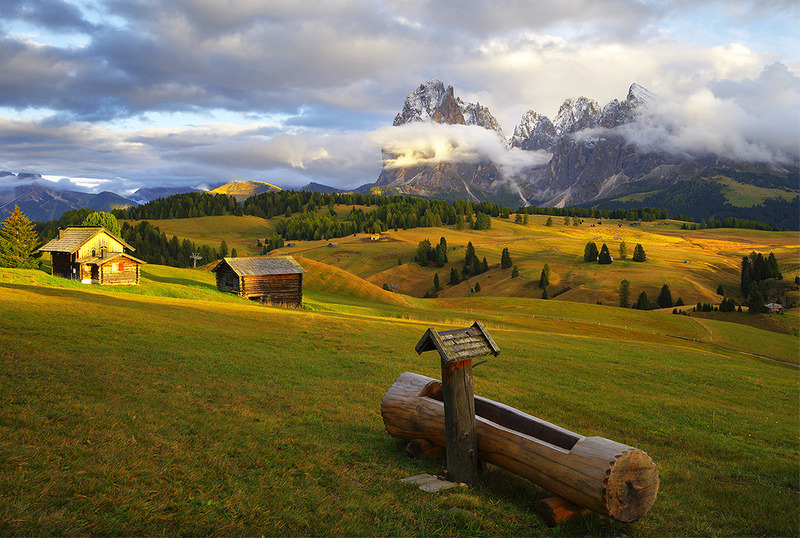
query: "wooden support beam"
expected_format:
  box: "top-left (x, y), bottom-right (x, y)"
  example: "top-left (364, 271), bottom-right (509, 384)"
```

top-left (405, 438), bottom-right (444, 459)
top-left (441, 358), bottom-right (476, 484)
top-left (534, 496), bottom-right (593, 527)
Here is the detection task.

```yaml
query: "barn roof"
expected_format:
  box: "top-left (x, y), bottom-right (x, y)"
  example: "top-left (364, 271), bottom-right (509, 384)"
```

top-left (39, 226), bottom-right (133, 253)
top-left (212, 256), bottom-right (306, 276)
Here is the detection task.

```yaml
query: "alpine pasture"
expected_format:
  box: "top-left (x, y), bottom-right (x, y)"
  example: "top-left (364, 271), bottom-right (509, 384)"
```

top-left (1, 211), bottom-right (798, 536)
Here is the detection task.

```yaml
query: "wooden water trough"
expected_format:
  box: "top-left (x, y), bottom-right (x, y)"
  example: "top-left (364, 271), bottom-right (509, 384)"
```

top-left (381, 371), bottom-right (659, 523)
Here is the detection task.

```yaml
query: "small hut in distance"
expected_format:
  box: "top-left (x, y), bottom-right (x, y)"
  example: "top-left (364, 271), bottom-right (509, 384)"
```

top-left (211, 256), bottom-right (306, 307)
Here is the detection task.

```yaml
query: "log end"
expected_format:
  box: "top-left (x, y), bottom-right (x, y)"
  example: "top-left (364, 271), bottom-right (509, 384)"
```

top-left (604, 449), bottom-right (660, 523)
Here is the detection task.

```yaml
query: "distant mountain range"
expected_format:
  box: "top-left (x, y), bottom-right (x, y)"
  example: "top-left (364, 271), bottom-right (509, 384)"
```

top-left (2, 79), bottom-right (798, 229)
top-left (357, 80), bottom-right (799, 227)
top-left (0, 184), bottom-right (138, 223)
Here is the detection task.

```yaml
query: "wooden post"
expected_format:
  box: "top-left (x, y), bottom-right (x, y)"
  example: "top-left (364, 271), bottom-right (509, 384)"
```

top-left (414, 322), bottom-right (500, 486)
top-left (441, 357), bottom-right (477, 484)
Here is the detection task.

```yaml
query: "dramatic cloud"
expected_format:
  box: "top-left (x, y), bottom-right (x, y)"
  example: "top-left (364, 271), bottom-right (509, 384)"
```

top-left (371, 122), bottom-right (550, 176)
top-left (578, 63), bottom-right (800, 164)
top-left (0, 0), bottom-right (796, 190)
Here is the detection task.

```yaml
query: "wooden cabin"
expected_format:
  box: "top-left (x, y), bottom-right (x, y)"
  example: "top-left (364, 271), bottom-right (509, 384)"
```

top-left (39, 226), bottom-right (144, 285)
top-left (211, 256), bottom-right (306, 307)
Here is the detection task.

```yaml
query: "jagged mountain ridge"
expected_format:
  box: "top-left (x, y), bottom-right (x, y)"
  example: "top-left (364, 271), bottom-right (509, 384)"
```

top-left (369, 80), bottom-right (797, 215)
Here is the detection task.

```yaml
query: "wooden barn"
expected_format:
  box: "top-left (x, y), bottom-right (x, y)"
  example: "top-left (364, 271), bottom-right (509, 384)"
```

top-left (212, 256), bottom-right (306, 307)
top-left (39, 226), bottom-right (145, 285)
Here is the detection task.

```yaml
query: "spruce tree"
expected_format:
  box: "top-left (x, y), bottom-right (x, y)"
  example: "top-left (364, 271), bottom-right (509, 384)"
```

top-left (0, 205), bottom-right (41, 269)
top-left (619, 240), bottom-right (628, 260)
top-left (511, 265), bottom-right (519, 278)
top-left (619, 279), bottom-right (630, 308)
top-left (583, 242), bottom-right (599, 262)
top-left (656, 284), bottom-right (673, 308)
top-left (433, 273), bottom-right (440, 291)
top-left (747, 282), bottom-right (764, 314)
top-left (449, 267), bottom-right (460, 285)
top-left (220, 240), bottom-right (229, 258)
top-left (500, 247), bottom-right (512, 269)
top-left (598, 243), bottom-right (612, 264)
top-left (632, 243), bottom-right (647, 262)
top-left (539, 262), bottom-right (550, 289)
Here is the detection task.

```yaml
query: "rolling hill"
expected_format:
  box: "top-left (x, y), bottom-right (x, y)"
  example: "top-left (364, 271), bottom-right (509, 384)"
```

top-left (0, 248), bottom-right (797, 535)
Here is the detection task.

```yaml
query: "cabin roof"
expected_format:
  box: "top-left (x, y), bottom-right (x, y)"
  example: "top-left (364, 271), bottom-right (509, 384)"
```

top-left (76, 252), bottom-right (146, 266)
top-left (39, 226), bottom-right (134, 254)
top-left (211, 255), bottom-right (306, 276)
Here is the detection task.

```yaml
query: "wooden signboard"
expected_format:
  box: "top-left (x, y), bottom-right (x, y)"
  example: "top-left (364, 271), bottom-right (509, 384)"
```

top-left (415, 321), bottom-right (499, 484)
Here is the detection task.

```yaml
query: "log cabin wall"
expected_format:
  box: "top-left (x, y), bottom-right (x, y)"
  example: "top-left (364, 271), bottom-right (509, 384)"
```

top-left (215, 264), bottom-right (242, 293)
top-left (98, 260), bottom-right (141, 285)
top-left (50, 252), bottom-right (74, 279)
top-left (242, 273), bottom-right (303, 307)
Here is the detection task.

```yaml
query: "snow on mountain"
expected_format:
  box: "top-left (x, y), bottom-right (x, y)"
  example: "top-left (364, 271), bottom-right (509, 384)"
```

top-left (393, 80), bottom-right (452, 125)
top-left (553, 96), bottom-right (602, 136)
top-left (509, 110), bottom-right (557, 151)
top-left (393, 79), bottom-right (502, 132)
top-left (458, 99), bottom-right (503, 133)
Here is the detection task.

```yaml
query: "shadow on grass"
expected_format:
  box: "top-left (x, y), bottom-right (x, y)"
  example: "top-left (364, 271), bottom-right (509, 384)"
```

top-left (144, 272), bottom-right (216, 291)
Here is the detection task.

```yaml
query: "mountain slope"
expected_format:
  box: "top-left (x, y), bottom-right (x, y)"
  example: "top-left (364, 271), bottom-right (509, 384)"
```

top-left (0, 184), bottom-right (137, 222)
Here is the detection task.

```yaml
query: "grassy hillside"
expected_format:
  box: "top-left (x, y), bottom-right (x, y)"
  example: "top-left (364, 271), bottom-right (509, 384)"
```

top-left (0, 263), bottom-right (798, 536)
top-left (272, 212), bottom-right (799, 310)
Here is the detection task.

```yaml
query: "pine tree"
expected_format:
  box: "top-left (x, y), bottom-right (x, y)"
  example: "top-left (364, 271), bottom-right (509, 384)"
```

top-left (619, 240), bottom-right (628, 260)
top-left (433, 273), bottom-right (440, 291)
top-left (583, 242), bottom-right (599, 262)
top-left (545, 217), bottom-right (553, 226)
top-left (230, 248), bottom-right (238, 258)
top-left (500, 247), bottom-right (513, 269)
top-left (449, 267), bottom-right (460, 285)
top-left (633, 291), bottom-right (651, 310)
top-left (0, 205), bottom-right (41, 269)
top-left (656, 284), bottom-right (673, 308)
top-left (220, 240), bottom-right (229, 258)
top-left (747, 282), bottom-right (764, 314)
top-left (740, 256), bottom-right (753, 296)
top-left (632, 243), bottom-right (647, 262)
top-left (619, 279), bottom-right (630, 308)
top-left (474, 281), bottom-right (481, 292)
top-left (511, 265), bottom-right (519, 278)
top-left (598, 243), bottom-right (612, 264)
top-left (716, 284), bottom-right (724, 296)
top-left (539, 262), bottom-right (550, 289)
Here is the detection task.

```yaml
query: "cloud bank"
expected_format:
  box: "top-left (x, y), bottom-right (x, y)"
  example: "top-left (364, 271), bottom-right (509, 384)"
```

top-left (0, 0), bottom-right (796, 191)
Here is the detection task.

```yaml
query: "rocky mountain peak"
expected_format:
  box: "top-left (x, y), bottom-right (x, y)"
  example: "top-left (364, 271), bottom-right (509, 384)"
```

top-left (553, 96), bottom-right (602, 136)
top-left (510, 110), bottom-right (557, 151)
top-left (393, 79), bottom-right (502, 131)
top-left (393, 80), bottom-right (456, 126)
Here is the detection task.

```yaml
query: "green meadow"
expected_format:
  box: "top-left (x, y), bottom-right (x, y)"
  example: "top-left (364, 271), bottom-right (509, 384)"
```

top-left (1, 214), bottom-right (798, 535)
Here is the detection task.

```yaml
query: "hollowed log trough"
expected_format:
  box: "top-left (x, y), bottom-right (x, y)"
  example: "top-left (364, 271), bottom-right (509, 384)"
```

top-left (381, 372), bottom-right (659, 523)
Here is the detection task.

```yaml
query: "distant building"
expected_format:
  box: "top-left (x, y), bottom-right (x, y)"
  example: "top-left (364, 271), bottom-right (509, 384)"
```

top-left (327, 242), bottom-right (339, 247)
top-left (39, 226), bottom-right (144, 285)
top-left (764, 303), bottom-right (785, 314)
top-left (370, 234), bottom-right (382, 241)
top-left (211, 256), bottom-right (306, 307)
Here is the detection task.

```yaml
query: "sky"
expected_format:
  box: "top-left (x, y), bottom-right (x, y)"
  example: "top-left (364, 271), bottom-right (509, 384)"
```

top-left (0, 0), bottom-right (797, 196)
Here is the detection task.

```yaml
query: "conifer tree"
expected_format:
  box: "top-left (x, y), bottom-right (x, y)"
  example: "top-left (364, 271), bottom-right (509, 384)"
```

top-left (449, 267), bottom-right (460, 285)
top-left (747, 282), bottom-right (764, 314)
top-left (0, 205), bottom-right (41, 269)
top-left (583, 241), bottom-right (599, 262)
top-left (500, 247), bottom-right (513, 269)
top-left (619, 240), bottom-right (628, 260)
top-left (539, 262), bottom-right (550, 289)
top-left (619, 279), bottom-right (630, 308)
top-left (632, 243), bottom-right (647, 262)
top-left (598, 243), bottom-right (612, 264)
top-left (511, 265), bottom-right (519, 278)
top-left (433, 273), bottom-right (440, 291)
top-left (656, 284), bottom-right (673, 308)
